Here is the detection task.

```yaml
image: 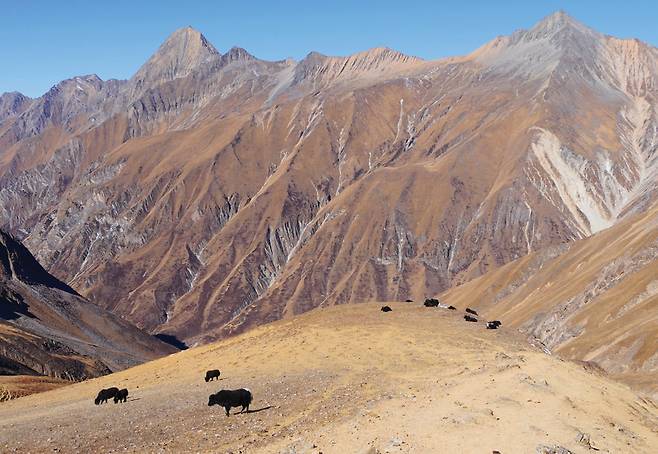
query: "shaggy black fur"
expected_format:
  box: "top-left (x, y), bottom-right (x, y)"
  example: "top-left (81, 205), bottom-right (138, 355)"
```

top-left (205, 369), bottom-right (221, 382)
top-left (95, 387), bottom-right (119, 405)
top-left (208, 389), bottom-right (253, 416)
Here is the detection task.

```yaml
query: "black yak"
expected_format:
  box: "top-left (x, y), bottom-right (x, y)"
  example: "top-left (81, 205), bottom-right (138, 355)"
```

top-left (205, 369), bottom-right (221, 382)
top-left (208, 388), bottom-right (253, 416)
top-left (464, 315), bottom-right (478, 322)
top-left (94, 387), bottom-right (119, 405)
top-left (424, 298), bottom-right (440, 307)
top-left (487, 320), bottom-right (502, 329)
top-left (114, 388), bottom-right (129, 403)
top-left (465, 308), bottom-right (478, 316)
top-left (405, 299), bottom-right (413, 303)
top-left (447, 305), bottom-right (457, 310)
top-left (381, 306), bottom-right (392, 312)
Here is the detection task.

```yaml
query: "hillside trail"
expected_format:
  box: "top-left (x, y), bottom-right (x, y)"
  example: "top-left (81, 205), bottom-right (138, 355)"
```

top-left (0, 303), bottom-right (656, 453)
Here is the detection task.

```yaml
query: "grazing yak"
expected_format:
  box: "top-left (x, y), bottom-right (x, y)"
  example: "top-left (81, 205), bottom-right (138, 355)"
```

top-left (208, 388), bottom-right (253, 416)
top-left (95, 387), bottom-right (119, 405)
top-left (424, 298), bottom-right (440, 307)
top-left (381, 306), bottom-right (392, 312)
top-left (447, 305), bottom-right (457, 310)
top-left (113, 388), bottom-right (129, 403)
top-left (487, 320), bottom-right (502, 330)
top-left (465, 308), bottom-right (478, 316)
top-left (464, 315), bottom-right (478, 322)
top-left (405, 299), bottom-right (413, 303)
top-left (205, 369), bottom-right (221, 382)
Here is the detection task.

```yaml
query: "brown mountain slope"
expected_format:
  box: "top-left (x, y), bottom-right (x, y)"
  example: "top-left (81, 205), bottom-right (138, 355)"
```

top-left (0, 303), bottom-right (656, 453)
top-left (442, 201), bottom-right (658, 396)
top-left (0, 229), bottom-right (175, 379)
top-left (0, 12), bottom-right (656, 352)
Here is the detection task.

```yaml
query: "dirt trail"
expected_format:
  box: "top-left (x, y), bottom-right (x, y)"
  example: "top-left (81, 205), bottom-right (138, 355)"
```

top-left (0, 303), bottom-right (656, 453)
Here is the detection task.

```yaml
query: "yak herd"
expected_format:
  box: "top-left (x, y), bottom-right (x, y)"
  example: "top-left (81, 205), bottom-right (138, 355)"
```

top-left (94, 298), bottom-right (499, 416)
top-left (94, 375), bottom-right (253, 417)
top-left (93, 371), bottom-right (252, 416)
top-left (383, 298), bottom-right (503, 329)
top-left (94, 387), bottom-right (128, 404)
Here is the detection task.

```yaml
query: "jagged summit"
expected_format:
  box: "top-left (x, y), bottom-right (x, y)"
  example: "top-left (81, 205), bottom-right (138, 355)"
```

top-left (469, 10), bottom-right (606, 79)
top-left (131, 26), bottom-right (220, 90)
top-left (50, 74), bottom-right (104, 91)
top-left (352, 46), bottom-right (423, 64)
top-left (469, 9), bottom-right (658, 97)
top-left (221, 46), bottom-right (256, 65)
top-left (293, 46), bottom-right (422, 86)
top-left (300, 46), bottom-right (420, 65)
top-left (512, 9), bottom-right (601, 51)
top-left (526, 10), bottom-right (595, 39)
top-left (0, 91), bottom-right (31, 121)
top-left (0, 91), bottom-right (29, 100)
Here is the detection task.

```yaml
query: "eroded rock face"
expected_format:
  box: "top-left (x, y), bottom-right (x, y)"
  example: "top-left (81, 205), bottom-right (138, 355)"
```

top-left (442, 201), bottom-right (658, 395)
top-left (0, 13), bottom-right (656, 354)
top-left (0, 229), bottom-right (176, 380)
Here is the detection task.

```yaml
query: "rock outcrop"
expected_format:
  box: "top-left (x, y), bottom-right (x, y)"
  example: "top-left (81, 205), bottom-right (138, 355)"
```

top-left (0, 229), bottom-right (176, 380)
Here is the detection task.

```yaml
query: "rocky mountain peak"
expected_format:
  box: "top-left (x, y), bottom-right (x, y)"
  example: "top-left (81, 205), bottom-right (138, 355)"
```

top-left (514, 10), bottom-right (601, 51)
top-left (221, 46), bottom-right (256, 65)
top-left (471, 10), bottom-right (605, 80)
top-left (47, 74), bottom-right (104, 95)
top-left (526, 10), bottom-right (594, 39)
top-left (293, 46), bottom-right (421, 86)
top-left (0, 91), bottom-right (31, 121)
top-left (131, 26), bottom-right (220, 91)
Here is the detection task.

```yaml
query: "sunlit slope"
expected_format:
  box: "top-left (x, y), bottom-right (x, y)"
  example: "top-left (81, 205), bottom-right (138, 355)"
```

top-left (1, 13), bottom-right (656, 345)
top-left (442, 202), bottom-right (658, 395)
top-left (1, 303), bottom-right (656, 453)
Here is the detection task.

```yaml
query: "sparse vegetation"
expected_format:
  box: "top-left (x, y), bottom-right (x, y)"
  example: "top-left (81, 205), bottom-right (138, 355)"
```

top-left (1, 303), bottom-right (656, 452)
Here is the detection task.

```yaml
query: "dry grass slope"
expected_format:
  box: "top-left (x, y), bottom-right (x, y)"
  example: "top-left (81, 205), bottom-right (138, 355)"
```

top-left (442, 202), bottom-right (658, 396)
top-left (0, 303), bottom-right (656, 453)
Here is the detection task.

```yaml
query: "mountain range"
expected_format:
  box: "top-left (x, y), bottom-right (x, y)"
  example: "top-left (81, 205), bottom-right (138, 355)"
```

top-left (0, 12), bottom-right (656, 392)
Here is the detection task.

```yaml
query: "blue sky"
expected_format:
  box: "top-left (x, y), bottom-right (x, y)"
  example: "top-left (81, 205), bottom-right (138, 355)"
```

top-left (2, 0), bottom-right (657, 97)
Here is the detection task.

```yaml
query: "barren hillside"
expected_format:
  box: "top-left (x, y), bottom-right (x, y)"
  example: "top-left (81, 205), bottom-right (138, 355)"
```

top-left (442, 201), bottom-right (658, 397)
top-left (0, 303), bottom-right (656, 453)
top-left (0, 12), bottom-right (656, 350)
top-left (0, 229), bottom-right (175, 380)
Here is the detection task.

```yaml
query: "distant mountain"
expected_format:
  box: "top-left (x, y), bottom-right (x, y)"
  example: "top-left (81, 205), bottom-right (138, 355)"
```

top-left (0, 229), bottom-right (175, 379)
top-left (0, 10), bottom-right (655, 393)
top-left (130, 26), bottom-right (220, 95)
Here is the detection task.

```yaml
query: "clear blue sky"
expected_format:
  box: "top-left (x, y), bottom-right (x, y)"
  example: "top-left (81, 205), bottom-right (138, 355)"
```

top-left (2, 0), bottom-right (657, 97)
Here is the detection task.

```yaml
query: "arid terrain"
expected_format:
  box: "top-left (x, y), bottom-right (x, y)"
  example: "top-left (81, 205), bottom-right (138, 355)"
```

top-left (0, 229), bottom-right (175, 380)
top-left (443, 200), bottom-right (658, 396)
top-left (0, 303), bottom-right (656, 453)
top-left (0, 12), bottom-right (655, 360)
top-left (0, 10), bottom-right (657, 453)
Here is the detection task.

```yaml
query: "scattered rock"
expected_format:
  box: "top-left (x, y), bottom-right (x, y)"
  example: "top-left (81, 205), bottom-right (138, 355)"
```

top-left (360, 447), bottom-right (379, 454)
top-left (575, 432), bottom-right (599, 451)
top-left (536, 445), bottom-right (574, 454)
